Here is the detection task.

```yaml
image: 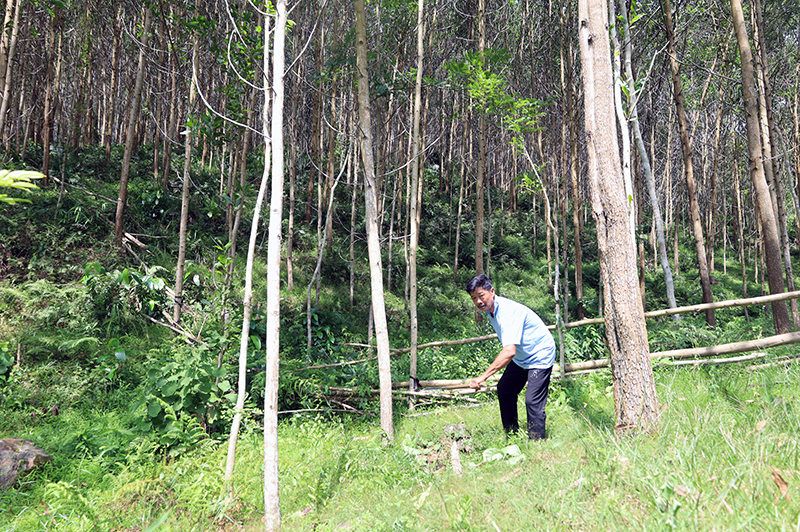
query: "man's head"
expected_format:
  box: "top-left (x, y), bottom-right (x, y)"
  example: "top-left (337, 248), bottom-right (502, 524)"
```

top-left (466, 274), bottom-right (496, 314)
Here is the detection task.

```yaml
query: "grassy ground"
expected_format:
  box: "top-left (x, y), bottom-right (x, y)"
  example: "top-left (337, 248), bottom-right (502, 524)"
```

top-left (2, 359), bottom-right (799, 531)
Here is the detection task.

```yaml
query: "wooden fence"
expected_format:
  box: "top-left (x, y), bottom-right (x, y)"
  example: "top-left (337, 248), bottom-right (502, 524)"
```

top-left (307, 290), bottom-right (800, 402)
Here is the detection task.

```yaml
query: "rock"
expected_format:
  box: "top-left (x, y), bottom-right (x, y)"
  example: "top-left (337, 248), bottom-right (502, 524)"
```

top-left (0, 438), bottom-right (52, 490)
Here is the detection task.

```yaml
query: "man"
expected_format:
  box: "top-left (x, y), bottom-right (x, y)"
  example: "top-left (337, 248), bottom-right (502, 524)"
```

top-left (466, 274), bottom-right (556, 440)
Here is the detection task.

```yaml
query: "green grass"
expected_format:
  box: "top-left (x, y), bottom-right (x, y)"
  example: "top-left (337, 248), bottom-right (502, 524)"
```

top-left (2, 360), bottom-right (799, 531)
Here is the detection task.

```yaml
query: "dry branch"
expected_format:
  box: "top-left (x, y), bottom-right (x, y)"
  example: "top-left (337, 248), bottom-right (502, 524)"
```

top-left (563, 331), bottom-right (800, 372)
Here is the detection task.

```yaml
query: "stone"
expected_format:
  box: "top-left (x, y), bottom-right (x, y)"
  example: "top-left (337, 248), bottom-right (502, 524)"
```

top-left (0, 438), bottom-right (52, 490)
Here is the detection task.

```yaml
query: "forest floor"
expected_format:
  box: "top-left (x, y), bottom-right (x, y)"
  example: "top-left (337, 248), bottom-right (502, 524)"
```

top-left (2, 356), bottom-right (799, 531)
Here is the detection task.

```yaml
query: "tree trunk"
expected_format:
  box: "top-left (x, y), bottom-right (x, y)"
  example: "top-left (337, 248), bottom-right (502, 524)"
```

top-left (661, 0), bottom-right (715, 327)
top-left (730, 0), bottom-right (790, 334)
top-left (578, 0), bottom-right (659, 433)
top-left (42, 7), bottom-right (63, 183)
top-left (0, 0), bottom-right (15, 86)
top-left (114, 6), bottom-right (152, 247)
top-left (225, 60), bottom-right (272, 495)
top-left (474, 0), bottom-right (486, 275)
top-left (105, 1), bottom-right (122, 168)
top-left (453, 101), bottom-right (468, 281)
top-left (0, 0), bottom-right (22, 141)
top-left (621, 0), bottom-right (678, 316)
top-left (264, 2), bottom-right (285, 529)
top-left (752, 0), bottom-right (798, 330)
top-left (562, 5), bottom-right (584, 320)
top-left (609, 0), bottom-right (636, 251)
top-left (355, 0), bottom-right (394, 440)
top-left (287, 21), bottom-right (301, 291)
top-left (408, 0), bottom-right (425, 397)
top-left (173, 34), bottom-right (199, 324)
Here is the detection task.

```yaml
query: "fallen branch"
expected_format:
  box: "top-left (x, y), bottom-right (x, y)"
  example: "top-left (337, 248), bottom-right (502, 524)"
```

top-left (746, 353), bottom-right (800, 371)
top-left (562, 331), bottom-right (800, 372)
top-left (142, 313), bottom-right (205, 345)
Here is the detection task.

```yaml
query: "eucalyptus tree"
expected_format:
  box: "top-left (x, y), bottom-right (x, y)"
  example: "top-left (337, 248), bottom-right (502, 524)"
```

top-left (730, 0), bottom-right (790, 334)
top-left (660, 0), bottom-right (715, 327)
top-left (264, 0), bottom-right (287, 526)
top-left (355, 0), bottom-right (394, 440)
top-left (407, 0), bottom-right (425, 395)
top-left (114, 5), bottom-right (152, 247)
top-left (173, 32), bottom-right (199, 325)
top-left (0, 0), bottom-right (23, 142)
top-left (619, 0), bottom-right (678, 317)
top-left (578, 0), bottom-right (659, 433)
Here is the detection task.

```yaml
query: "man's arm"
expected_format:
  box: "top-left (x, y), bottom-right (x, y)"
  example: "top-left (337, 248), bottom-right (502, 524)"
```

top-left (470, 344), bottom-right (516, 389)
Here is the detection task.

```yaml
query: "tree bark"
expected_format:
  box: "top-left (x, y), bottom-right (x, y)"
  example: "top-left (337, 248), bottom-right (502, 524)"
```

top-left (105, 1), bottom-right (122, 168)
top-left (661, 0), bottom-right (715, 327)
top-left (474, 0), bottom-right (486, 275)
top-left (173, 33), bottom-right (199, 325)
top-left (225, 59), bottom-right (271, 496)
top-left (264, 2), bottom-right (285, 528)
top-left (41, 7), bottom-right (63, 184)
top-left (620, 0), bottom-right (678, 316)
top-left (0, 0), bottom-right (22, 141)
top-left (408, 0), bottom-right (425, 397)
top-left (578, 0), bottom-right (659, 433)
top-left (114, 6), bottom-right (152, 247)
top-left (751, 0), bottom-right (798, 329)
top-left (355, 0), bottom-right (394, 440)
top-left (730, 0), bottom-right (790, 334)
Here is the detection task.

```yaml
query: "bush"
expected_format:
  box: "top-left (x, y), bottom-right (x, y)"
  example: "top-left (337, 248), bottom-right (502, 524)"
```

top-left (133, 343), bottom-right (234, 456)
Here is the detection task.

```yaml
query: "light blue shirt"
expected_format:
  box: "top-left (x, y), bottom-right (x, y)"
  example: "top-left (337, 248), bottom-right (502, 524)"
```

top-left (485, 295), bottom-right (556, 369)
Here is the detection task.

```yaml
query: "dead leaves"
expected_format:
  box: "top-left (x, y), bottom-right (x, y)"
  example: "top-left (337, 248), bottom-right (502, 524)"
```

top-left (772, 470), bottom-right (790, 503)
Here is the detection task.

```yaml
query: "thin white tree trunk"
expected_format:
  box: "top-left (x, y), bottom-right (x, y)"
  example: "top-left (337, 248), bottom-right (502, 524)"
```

top-left (408, 0), bottom-right (425, 396)
top-left (355, 0), bottom-right (394, 439)
top-left (173, 34), bottom-right (199, 324)
top-left (264, 1), bottom-right (285, 529)
top-left (0, 0), bottom-right (22, 138)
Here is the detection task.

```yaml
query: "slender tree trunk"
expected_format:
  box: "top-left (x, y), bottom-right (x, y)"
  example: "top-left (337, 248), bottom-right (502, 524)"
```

top-left (0, 0), bottom-right (22, 141)
top-left (355, 0), bottom-right (394, 440)
top-left (173, 34), bottom-right (199, 324)
top-left (578, 0), bottom-right (659, 433)
top-left (105, 1), bottom-right (122, 168)
top-left (621, 0), bottom-right (678, 316)
top-left (609, 0), bottom-right (636, 249)
top-left (0, 0), bottom-right (15, 85)
top-left (474, 0), bottom-right (486, 275)
top-left (114, 6), bottom-right (152, 247)
top-left (162, 9), bottom-right (178, 191)
top-left (662, 0), bottom-right (715, 327)
top-left (408, 0), bottom-right (425, 396)
top-left (453, 102), bottom-right (468, 281)
top-left (263, 4), bottom-right (285, 529)
top-left (225, 59), bottom-right (272, 496)
top-left (305, 18), bottom-right (323, 225)
top-left (562, 5), bottom-right (584, 320)
top-left (287, 22), bottom-right (301, 292)
top-left (752, 0), bottom-right (798, 329)
top-left (730, 0), bottom-right (790, 334)
top-left (42, 8), bottom-right (63, 183)
top-left (349, 118), bottom-right (358, 306)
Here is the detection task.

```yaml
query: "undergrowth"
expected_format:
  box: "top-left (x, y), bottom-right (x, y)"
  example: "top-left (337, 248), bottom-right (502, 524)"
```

top-left (1, 361), bottom-right (799, 531)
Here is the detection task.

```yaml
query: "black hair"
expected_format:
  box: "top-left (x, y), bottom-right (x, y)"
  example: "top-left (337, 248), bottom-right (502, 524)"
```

top-left (465, 274), bottom-right (493, 293)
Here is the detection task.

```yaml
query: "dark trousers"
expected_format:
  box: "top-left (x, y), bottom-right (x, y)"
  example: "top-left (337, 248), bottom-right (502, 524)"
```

top-left (496, 361), bottom-right (552, 440)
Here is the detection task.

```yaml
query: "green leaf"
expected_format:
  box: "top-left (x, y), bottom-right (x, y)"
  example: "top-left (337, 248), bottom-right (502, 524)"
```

top-left (147, 402), bottom-right (162, 418)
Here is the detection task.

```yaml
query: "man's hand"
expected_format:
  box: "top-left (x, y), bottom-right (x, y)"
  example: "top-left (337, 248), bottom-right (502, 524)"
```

top-left (469, 377), bottom-right (485, 390)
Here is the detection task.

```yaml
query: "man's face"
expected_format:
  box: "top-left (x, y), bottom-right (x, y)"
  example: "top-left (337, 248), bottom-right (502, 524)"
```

top-left (469, 287), bottom-right (495, 314)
